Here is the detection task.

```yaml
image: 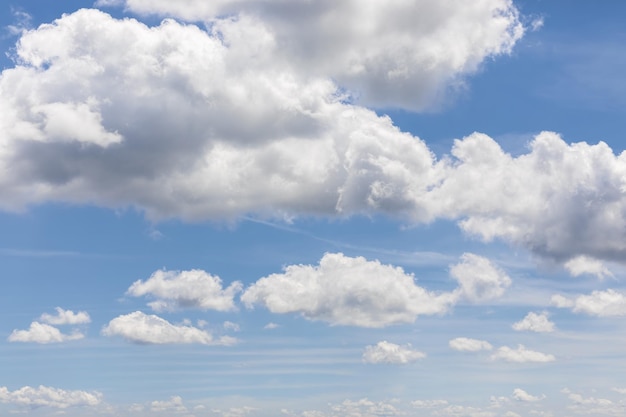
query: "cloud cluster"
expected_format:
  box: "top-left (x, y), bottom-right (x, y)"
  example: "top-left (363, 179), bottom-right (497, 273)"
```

top-left (0, 385), bottom-right (102, 409)
top-left (512, 312), bottom-right (555, 333)
top-left (362, 341), bottom-right (426, 364)
top-left (512, 388), bottom-right (544, 402)
top-left (101, 311), bottom-right (237, 345)
top-left (241, 252), bottom-right (459, 327)
top-left (39, 307), bottom-right (91, 325)
top-left (127, 269), bottom-right (242, 312)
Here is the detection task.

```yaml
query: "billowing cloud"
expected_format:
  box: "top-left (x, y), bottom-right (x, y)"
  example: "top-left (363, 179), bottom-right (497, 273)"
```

top-left (450, 253), bottom-right (511, 303)
top-left (0, 385), bottom-right (102, 409)
top-left (449, 337), bottom-right (493, 352)
top-left (490, 345), bottom-right (555, 363)
top-left (512, 388), bottom-right (544, 402)
top-left (512, 312), bottom-right (555, 333)
top-left (551, 289), bottom-right (626, 317)
top-left (564, 255), bottom-right (613, 279)
top-left (39, 307), bottom-right (91, 325)
top-left (8, 322), bottom-right (84, 344)
top-left (241, 252), bottom-right (456, 327)
top-left (101, 311), bottom-right (236, 345)
top-left (362, 341), bottom-right (426, 364)
top-left (126, 269), bottom-right (242, 312)
top-left (101, 0), bottom-right (524, 110)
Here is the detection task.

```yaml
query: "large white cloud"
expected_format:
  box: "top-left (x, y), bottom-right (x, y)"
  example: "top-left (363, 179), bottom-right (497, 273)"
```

top-left (8, 322), bottom-right (84, 344)
top-left (126, 269), bottom-right (242, 312)
top-left (101, 0), bottom-right (524, 111)
top-left (511, 312), bottom-right (555, 333)
top-left (1, 9), bottom-right (625, 267)
top-left (0, 385), bottom-right (102, 409)
top-left (362, 341), bottom-right (426, 364)
top-left (240, 252), bottom-right (457, 327)
top-left (551, 289), bottom-right (626, 317)
top-left (490, 345), bottom-right (555, 363)
top-left (101, 311), bottom-right (237, 345)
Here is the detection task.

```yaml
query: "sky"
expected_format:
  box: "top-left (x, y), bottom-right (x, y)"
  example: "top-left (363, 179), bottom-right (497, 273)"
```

top-left (1, 1), bottom-right (626, 416)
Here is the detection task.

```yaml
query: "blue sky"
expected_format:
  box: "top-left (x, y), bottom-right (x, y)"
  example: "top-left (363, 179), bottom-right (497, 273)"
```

top-left (1, 1), bottom-right (626, 416)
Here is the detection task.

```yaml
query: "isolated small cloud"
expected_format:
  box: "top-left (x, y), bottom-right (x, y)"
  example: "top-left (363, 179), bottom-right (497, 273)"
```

top-left (8, 322), bottom-right (84, 344)
top-left (564, 255), bottom-right (613, 279)
top-left (450, 253), bottom-right (512, 303)
top-left (513, 388), bottom-right (544, 402)
top-left (491, 345), bottom-right (555, 363)
top-left (512, 312), bottom-right (555, 333)
top-left (101, 311), bottom-right (236, 345)
top-left (223, 321), bottom-right (240, 332)
top-left (552, 289), bottom-right (626, 317)
top-left (264, 322), bottom-right (279, 330)
top-left (0, 385), bottom-right (102, 409)
top-left (612, 387), bottom-right (626, 394)
top-left (362, 341), bottom-right (426, 364)
top-left (242, 252), bottom-right (455, 328)
top-left (150, 396), bottom-right (187, 413)
top-left (449, 337), bottom-right (493, 352)
top-left (127, 269), bottom-right (242, 312)
top-left (39, 307), bottom-right (91, 325)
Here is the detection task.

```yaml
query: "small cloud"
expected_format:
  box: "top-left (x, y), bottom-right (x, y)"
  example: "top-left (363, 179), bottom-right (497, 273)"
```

top-left (39, 307), bottom-right (91, 325)
top-left (264, 322), bottom-right (279, 330)
top-left (491, 345), bottom-right (555, 363)
top-left (449, 337), bottom-right (493, 352)
top-left (530, 17), bottom-right (544, 32)
top-left (564, 255), bottom-right (613, 279)
top-left (0, 385), bottom-right (102, 409)
top-left (223, 321), bottom-right (240, 332)
top-left (8, 322), bottom-right (84, 344)
top-left (512, 311), bottom-right (555, 333)
top-left (102, 311), bottom-right (236, 345)
top-left (450, 253), bottom-right (512, 303)
top-left (552, 289), bottom-right (626, 317)
top-left (362, 341), bottom-right (425, 364)
top-left (513, 388), bottom-right (544, 402)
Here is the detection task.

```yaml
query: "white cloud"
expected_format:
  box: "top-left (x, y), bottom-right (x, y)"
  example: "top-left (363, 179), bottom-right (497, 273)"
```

top-left (241, 252), bottom-right (456, 327)
top-left (564, 255), bottom-right (613, 279)
top-left (490, 345), bottom-right (555, 363)
top-left (8, 322), bottom-right (84, 344)
top-left (126, 269), bottom-right (242, 312)
top-left (434, 405), bottom-right (495, 417)
top-left (223, 321), bottom-right (240, 332)
top-left (552, 289), bottom-right (626, 317)
top-left (450, 253), bottom-right (512, 303)
top-left (612, 387), bottom-right (626, 394)
top-left (0, 385), bottom-right (102, 409)
top-left (449, 337), bottom-right (493, 352)
top-left (105, 0), bottom-right (524, 111)
top-left (362, 341), bottom-right (426, 364)
top-left (513, 388), bottom-right (544, 402)
top-left (512, 312), bottom-right (555, 333)
top-left (264, 322), bottom-right (279, 330)
top-left (39, 307), bottom-right (91, 325)
top-left (101, 311), bottom-right (237, 345)
top-left (412, 399), bottom-right (449, 408)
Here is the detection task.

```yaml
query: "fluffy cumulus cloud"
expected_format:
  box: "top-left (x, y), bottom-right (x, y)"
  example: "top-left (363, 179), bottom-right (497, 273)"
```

top-left (490, 345), bottom-right (555, 363)
top-left (241, 252), bottom-right (456, 327)
top-left (149, 395), bottom-right (188, 413)
top-left (0, 385), bottom-right (102, 409)
top-left (551, 289), bottom-right (626, 317)
top-left (101, 0), bottom-right (524, 110)
top-left (449, 337), bottom-right (493, 352)
top-left (126, 269), bottom-right (242, 312)
top-left (450, 253), bottom-right (511, 303)
top-left (512, 311), bottom-right (555, 333)
top-left (39, 307), bottom-right (91, 325)
top-left (362, 341), bottom-right (426, 364)
top-left (101, 311), bottom-right (236, 345)
top-left (8, 322), bottom-right (84, 344)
